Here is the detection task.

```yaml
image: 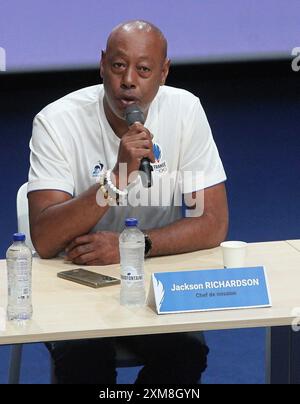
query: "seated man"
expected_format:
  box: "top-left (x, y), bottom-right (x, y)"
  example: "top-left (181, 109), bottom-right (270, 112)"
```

top-left (28, 20), bottom-right (228, 384)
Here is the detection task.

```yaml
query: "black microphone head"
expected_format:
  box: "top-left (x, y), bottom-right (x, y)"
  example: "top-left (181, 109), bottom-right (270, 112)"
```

top-left (125, 104), bottom-right (145, 126)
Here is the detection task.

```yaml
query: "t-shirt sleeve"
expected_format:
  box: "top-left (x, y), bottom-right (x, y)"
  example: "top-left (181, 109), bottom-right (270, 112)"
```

top-left (28, 114), bottom-right (74, 195)
top-left (180, 98), bottom-right (226, 194)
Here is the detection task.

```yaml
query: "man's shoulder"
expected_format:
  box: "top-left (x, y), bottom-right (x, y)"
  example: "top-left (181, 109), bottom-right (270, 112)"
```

top-left (36, 84), bottom-right (103, 120)
top-left (157, 85), bottom-right (199, 104)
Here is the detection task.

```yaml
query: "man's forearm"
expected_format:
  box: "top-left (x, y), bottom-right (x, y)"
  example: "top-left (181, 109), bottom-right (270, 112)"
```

top-left (30, 184), bottom-right (110, 258)
top-left (146, 213), bottom-right (228, 257)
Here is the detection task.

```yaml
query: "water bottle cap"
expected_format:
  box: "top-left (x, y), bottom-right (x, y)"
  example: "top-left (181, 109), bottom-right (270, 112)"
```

top-left (13, 232), bottom-right (26, 242)
top-left (125, 218), bottom-right (138, 227)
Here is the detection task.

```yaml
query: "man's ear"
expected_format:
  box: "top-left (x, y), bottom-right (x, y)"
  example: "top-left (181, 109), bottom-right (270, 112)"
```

top-left (100, 50), bottom-right (106, 79)
top-left (160, 58), bottom-right (171, 86)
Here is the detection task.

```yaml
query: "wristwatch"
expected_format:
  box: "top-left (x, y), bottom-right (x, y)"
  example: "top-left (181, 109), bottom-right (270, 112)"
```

top-left (144, 234), bottom-right (152, 257)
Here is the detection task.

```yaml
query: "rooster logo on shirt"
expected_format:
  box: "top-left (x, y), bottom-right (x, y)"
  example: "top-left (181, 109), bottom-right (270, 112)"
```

top-left (92, 162), bottom-right (104, 177)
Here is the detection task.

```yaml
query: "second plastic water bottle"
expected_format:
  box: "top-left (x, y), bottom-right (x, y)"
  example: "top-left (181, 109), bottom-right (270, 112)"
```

top-left (119, 218), bottom-right (145, 306)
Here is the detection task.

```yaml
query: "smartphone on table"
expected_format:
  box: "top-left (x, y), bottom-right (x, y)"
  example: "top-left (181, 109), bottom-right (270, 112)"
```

top-left (57, 268), bottom-right (120, 288)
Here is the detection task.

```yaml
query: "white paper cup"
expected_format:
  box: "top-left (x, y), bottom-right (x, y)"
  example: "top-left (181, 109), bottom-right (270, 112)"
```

top-left (220, 241), bottom-right (247, 268)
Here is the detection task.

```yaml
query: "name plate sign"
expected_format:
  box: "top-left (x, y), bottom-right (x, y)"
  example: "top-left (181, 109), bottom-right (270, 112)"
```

top-left (149, 266), bottom-right (271, 314)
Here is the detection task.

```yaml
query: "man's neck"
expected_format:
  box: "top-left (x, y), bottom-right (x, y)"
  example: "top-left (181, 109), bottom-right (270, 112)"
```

top-left (103, 98), bottom-right (128, 139)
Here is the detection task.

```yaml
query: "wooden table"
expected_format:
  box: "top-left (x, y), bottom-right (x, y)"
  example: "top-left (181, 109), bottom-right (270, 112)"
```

top-left (1, 240), bottom-right (300, 383)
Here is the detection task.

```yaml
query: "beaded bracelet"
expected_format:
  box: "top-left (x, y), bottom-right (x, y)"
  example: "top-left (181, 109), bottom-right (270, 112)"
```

top-left (105, 169), bottom-right (128, 197)
top-left (98, 173), bottom-right (117, 205)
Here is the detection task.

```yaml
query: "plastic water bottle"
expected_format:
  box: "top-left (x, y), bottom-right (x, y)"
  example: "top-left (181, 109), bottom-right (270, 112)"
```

top-left (119, 218), bottom-right (145, 306)
top-left (6, 233), bottom-right (33, 321)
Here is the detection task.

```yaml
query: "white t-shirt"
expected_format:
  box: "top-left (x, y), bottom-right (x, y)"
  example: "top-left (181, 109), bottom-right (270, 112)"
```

top-left (28, 84), bottom-right (226, 232)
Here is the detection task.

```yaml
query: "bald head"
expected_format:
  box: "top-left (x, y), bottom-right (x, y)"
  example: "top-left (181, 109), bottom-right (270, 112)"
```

top-left (106, 20), bottom-right (168, 60)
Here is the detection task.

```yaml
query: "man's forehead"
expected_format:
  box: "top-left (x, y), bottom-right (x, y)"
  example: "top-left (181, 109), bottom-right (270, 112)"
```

top-left (106, 33), bottom-right (163, 60)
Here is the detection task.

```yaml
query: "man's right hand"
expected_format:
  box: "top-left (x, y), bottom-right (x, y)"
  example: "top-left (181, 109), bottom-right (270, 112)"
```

top-left (65, 231), bottom-right (120, 265)
top-left (112, 122), bottom-right (155, 187)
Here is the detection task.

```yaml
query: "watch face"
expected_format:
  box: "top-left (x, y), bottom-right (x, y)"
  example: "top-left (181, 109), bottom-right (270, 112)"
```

top-left (144, 234), bottom-right (152, 256)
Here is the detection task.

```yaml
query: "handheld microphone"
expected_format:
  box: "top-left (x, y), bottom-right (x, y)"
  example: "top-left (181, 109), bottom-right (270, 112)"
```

top-left (125, 104), bottom-right (153, 188)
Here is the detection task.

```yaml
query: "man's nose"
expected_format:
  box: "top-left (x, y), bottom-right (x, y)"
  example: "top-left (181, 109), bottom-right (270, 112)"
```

top-left (121, 67), bottom-right (136, 89)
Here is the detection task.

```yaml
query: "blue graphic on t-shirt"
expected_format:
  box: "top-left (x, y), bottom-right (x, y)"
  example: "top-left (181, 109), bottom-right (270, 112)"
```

top-left (153, 143), bottom-right (162, 162)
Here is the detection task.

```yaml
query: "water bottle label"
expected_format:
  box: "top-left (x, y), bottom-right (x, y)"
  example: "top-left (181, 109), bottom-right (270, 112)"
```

top-left (7, 259), bottom-right (31, 301)
top-left (121, 266), bottom-right (144, 287)
top-left (8, 284), bottom-right (31, 302)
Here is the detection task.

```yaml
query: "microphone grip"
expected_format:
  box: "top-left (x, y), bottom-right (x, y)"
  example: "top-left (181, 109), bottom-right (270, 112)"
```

top-left (139, 158), bottom-right (153, 188)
